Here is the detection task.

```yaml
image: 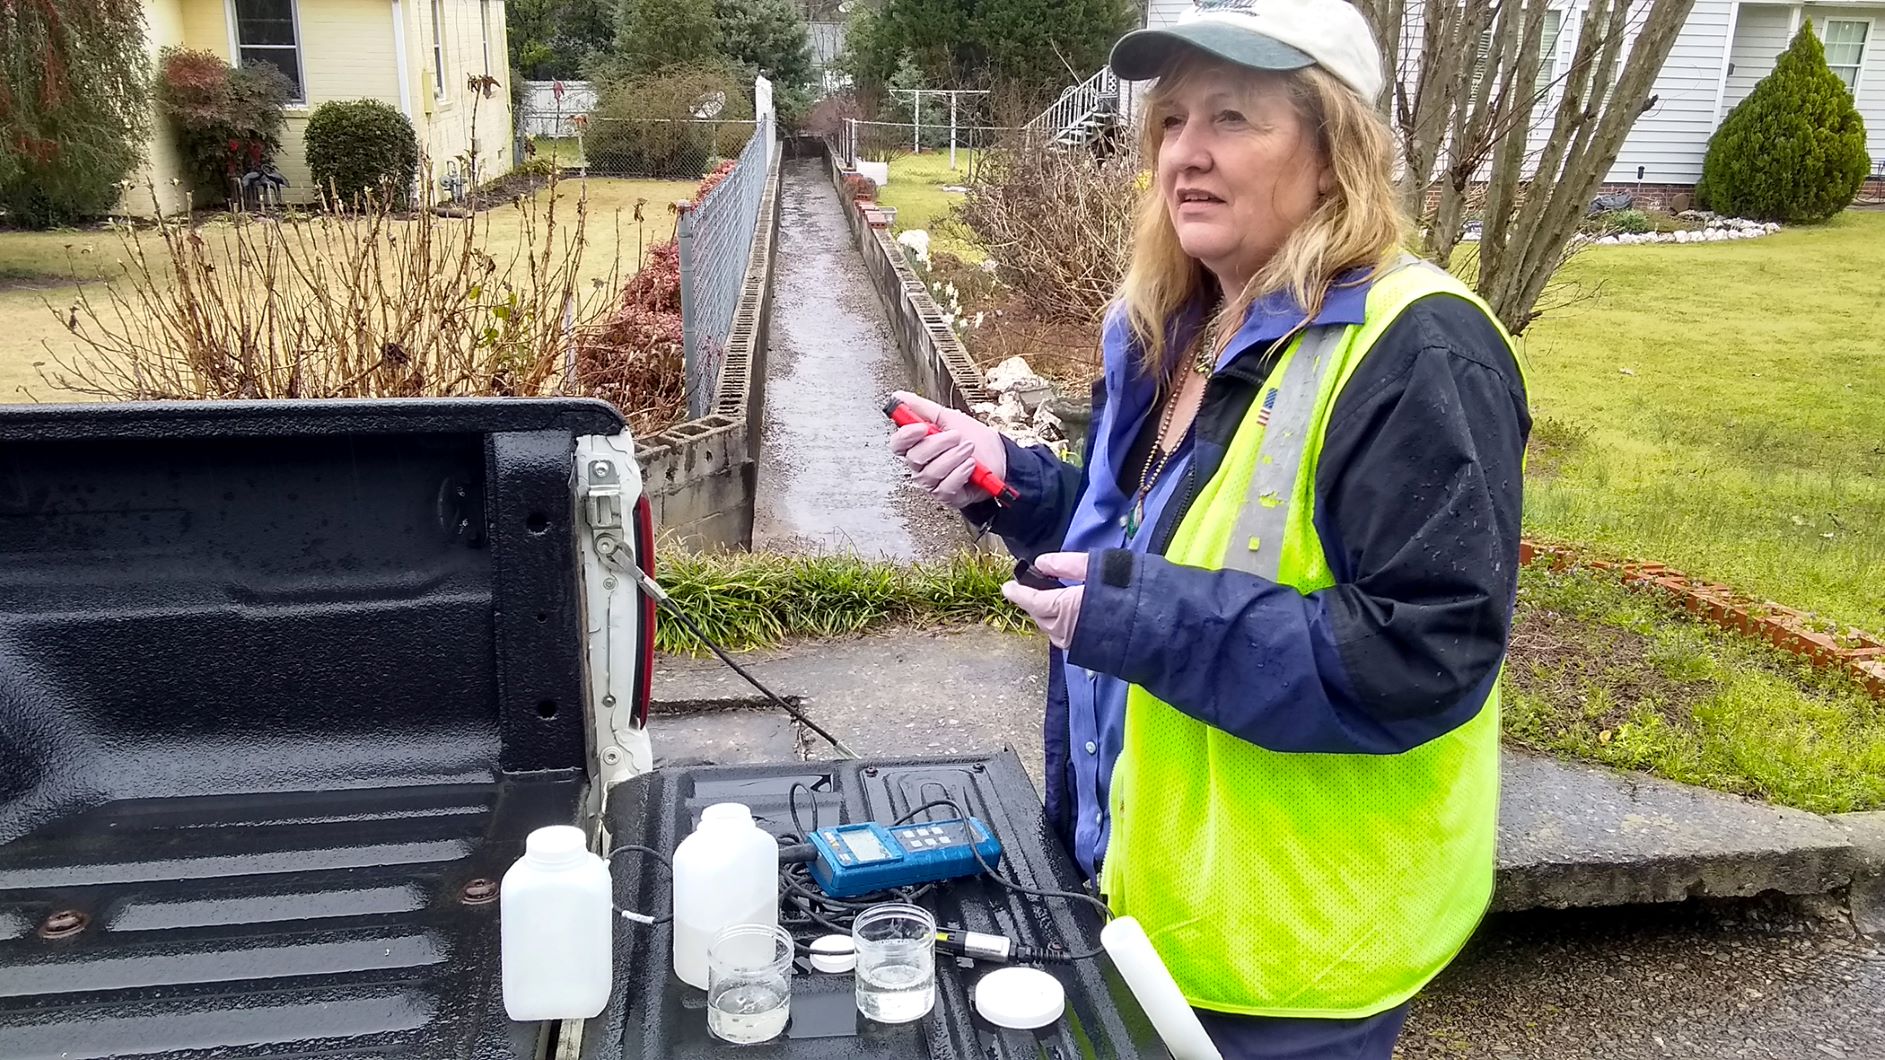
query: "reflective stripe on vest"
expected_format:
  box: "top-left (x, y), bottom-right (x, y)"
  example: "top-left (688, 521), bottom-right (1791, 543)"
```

top-left (1102, 259), bottom-right (1520, 1021)
top-left (1228, 255), bottom-right (1424, 580)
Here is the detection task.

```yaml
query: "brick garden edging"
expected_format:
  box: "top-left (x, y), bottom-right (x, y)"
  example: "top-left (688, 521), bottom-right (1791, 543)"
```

top-left (1520, 539), bottom-right (1885, 700)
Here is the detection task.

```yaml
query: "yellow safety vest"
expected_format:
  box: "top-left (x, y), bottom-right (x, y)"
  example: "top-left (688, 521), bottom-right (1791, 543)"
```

top-left (1100, 259), bottom-right (1520, 1018)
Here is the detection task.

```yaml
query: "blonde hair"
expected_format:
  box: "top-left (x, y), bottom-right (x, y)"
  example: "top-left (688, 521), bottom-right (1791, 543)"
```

top-left (1116, 60), bottom-right (1409, 373)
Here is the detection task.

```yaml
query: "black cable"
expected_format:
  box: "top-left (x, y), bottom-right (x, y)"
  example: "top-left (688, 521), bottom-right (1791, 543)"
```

top-left (616, 559), bottom-right (858, 758)
top-left (789, 781), bottom-right (819, 839)
top-left (608, 843), bottom-right (674, 925)
top-left (915, 795), bottom-right (1111, 961)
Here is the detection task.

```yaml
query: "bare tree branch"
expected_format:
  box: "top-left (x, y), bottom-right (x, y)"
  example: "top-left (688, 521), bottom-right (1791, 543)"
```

top-left (1360, 0), bottom-right (1698, 333)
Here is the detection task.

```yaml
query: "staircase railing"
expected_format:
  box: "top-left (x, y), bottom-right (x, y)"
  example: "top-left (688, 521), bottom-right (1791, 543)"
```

top-left (1023, 66), bottom-right (1120, 145)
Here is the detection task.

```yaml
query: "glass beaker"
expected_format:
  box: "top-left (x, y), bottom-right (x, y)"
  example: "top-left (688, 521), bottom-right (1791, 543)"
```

top-left (852, 902), bottom-right (936, 1023)
top-left (707, 923), bottom-right (793, 1044)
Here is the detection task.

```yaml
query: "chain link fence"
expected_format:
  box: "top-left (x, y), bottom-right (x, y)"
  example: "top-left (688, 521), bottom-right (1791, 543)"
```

top-left (678, 116), bottom-right (775, 417)
top-left (578, 118), bottom-right (760, 181)
top-left (512, 88), bottom-right (759, 181)
top-left (840, 119), bottom-right (1019, 168)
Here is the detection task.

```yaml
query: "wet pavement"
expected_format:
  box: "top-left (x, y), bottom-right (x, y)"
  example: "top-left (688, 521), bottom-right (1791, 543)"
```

top-left (1405, 898), bottom-right (1885, 1059)
top-left (753, 159), bottom-right (965, 558)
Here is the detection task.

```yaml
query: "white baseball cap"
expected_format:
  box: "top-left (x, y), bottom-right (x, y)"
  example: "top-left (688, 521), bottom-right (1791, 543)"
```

top-left (1110, 0), bottom-right (1386, 103)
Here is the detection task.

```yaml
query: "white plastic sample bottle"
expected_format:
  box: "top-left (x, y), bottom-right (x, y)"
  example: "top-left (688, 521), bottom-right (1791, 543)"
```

top-left (671, 802), bottom-right (780, 989)
top-left (501, 824), bottom-right (614, 1021)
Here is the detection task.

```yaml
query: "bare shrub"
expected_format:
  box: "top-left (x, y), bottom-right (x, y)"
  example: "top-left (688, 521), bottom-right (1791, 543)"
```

top-left (956, 142), bottom-right (1140, 327)
top-left (43, 168), bottom-right (622, 402)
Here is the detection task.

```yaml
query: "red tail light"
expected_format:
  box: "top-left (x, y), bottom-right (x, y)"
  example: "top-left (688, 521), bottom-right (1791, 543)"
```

top-left (632, 494), bottom-right (656, 728)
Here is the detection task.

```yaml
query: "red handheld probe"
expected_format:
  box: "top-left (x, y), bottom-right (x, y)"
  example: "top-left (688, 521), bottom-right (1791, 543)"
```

top-left (883, 397), bottom-right (1019, 505)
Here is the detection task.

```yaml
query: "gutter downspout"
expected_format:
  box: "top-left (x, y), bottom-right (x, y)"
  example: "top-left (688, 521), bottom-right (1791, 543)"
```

top-left (390, 0), bottom-right (420, 204)
top-left (391, 0), bottom-right (415, 121)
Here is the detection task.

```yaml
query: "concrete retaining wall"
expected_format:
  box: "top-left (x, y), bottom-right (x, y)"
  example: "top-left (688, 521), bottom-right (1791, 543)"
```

top-left (825, 151), bottom-right (991, 411)
top-left (632, 146), bottom-right (783, 549)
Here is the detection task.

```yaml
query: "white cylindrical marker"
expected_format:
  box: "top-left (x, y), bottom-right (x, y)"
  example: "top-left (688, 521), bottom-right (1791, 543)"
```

top-left (1099, 916), bottom-right (1224, 1060)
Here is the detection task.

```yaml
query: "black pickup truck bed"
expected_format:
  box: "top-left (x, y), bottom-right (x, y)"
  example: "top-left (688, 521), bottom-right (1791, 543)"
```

top-left (0, 400), bottom-right (619, 1059)
top-left (0, 399), bottom-right (1165, 1059)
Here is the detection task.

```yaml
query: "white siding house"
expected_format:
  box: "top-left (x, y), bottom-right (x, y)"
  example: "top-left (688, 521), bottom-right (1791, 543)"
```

top-left (1122, 0), bottom-right (1884, 189)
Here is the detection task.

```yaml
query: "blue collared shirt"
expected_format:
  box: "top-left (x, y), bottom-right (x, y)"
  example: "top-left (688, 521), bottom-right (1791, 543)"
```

top-left (1058, 276), bottom-right (1376, 877)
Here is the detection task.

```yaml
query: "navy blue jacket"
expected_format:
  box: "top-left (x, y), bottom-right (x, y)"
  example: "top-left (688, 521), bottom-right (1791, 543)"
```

top-left (966, 292), bottom-right (1531, 852)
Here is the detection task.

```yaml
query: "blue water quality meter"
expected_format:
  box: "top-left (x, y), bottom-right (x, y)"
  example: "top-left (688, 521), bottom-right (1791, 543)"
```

top-left (807, 818), bottom-right (1003, 898)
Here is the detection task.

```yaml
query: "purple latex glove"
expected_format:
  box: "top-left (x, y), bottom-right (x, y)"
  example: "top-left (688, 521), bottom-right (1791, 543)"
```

top-left (1002, 552), bottom-right (1088, 650)
top-left (886, 391), bottom-right (1007, 510)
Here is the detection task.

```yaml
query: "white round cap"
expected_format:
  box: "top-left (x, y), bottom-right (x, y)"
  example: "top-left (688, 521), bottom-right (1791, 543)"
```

top-left (808, 934), bottom-right (857, 973)
top-left (1111, 0), bottom-right (1386, 103)
top-left (699, 803), bottom-right (753, 827)
top-left (525, 825), bottom-right (587, 863)
top-left (974, 967), bottom-right (1066, 1030)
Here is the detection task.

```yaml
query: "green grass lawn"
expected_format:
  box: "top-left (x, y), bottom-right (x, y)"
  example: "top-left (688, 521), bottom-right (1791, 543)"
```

top-left (1520, 211), bottom-right (1885, 632)
top-left (530, 136), bottom-right (586, 169)
top-left (1506, 561), bottom-right (1885, 814)
top-left (0, 176), bottom-right (690, 403)
top-left (878, 151), bottom-right (983, 261)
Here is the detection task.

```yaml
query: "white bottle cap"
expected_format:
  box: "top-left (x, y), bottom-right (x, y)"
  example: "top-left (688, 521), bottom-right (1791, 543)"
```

top-left (525, 825), bottom-right (587, 864)
top-left (700, 803), bottom-right (753, 827)
top-left (974, 967), bottom-right (1065, 1029)
top-left (808, 934), bottom-right (856, 973)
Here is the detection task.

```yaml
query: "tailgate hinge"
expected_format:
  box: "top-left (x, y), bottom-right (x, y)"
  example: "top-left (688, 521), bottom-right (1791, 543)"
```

top-left (574, 434), bottom-right (653, 808)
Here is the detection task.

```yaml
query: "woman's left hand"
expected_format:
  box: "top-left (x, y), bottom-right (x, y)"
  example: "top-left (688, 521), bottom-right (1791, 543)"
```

top-left (1001, 552), bottom-right (1088, 650)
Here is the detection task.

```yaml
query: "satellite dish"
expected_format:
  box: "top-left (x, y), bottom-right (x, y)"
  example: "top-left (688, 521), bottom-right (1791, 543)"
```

top-left (692, 91), bottom-right (727, 119)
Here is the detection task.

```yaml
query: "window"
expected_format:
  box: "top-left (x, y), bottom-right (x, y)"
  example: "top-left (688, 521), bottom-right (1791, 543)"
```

top-left (232, 0), bottom-right (303, 102)
top-left (1475, 9), bottom-right (1564, 100)
top-left (1823, 19), bottom-right (1869, 92)
top-left (480, 0), bottom-right (492, 75)
top-left (432, 0), bottom-right (447, 98)
top-left (1536, 9), bottom-right (1564, 99)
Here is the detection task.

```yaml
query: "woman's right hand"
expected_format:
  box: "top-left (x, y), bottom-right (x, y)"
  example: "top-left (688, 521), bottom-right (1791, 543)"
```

top-left (886, 391), bottom-right (1008, 510)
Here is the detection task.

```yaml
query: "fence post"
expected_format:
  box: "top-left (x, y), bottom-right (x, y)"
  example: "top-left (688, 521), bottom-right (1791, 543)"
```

top-left (949, 92), bottom-right (958, 171)
top-left (913, 92), bottom-right (921, 154)
top-left (677, 204), bottom-right (700, 420)
top-left (847, 118), bottom-right (857, 168)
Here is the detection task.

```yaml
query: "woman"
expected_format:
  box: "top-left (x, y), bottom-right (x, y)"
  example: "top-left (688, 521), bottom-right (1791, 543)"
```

top-left (889, 1), bottom-right (1530, 1055)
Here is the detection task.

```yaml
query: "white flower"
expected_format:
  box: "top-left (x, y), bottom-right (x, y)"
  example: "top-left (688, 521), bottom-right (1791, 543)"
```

top-left (972, 312), bottom-right (985, 329)
top-left (945, 283), bottom-right (958, 301)
top-left (980, 258), bottom-right (998, 273)
top-left (897, 229), bottom-right (932, 265)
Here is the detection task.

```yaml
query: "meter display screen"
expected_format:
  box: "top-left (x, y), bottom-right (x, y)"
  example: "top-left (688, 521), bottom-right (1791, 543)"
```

top-left (840, 829), bottom-right (892, 863)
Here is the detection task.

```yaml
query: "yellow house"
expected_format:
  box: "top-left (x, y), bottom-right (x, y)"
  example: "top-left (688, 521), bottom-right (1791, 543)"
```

top-left (129, 0), bottom-right (515, 215)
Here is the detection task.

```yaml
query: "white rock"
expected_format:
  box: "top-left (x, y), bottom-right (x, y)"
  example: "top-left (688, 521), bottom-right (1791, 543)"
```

top-left (996, 391), bottom-right (1028, 423)
top-left (1766, 222), bottom-right (1781, 233)
top-left (971, 402), bottom-right (999, 419)
top-left (986, 356), bottom-right (1040, 392)
top-left (1675, 230), bottom-right (1692, 243)
top-left (1708, 229), bottom-right (1727, 242)
top-left (1599, 236), bottom-right (1620, 245)
top-left (1031, 401), bottom-right (1064, 441)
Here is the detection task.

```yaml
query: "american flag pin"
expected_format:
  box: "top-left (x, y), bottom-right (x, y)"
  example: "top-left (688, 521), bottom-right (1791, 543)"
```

top-left (1255, 387), bottom-right (1278, 427)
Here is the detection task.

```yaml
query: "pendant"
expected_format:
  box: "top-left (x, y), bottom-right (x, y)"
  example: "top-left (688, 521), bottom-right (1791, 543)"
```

top-left (1124, 497), bottom-right (1144, 540)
